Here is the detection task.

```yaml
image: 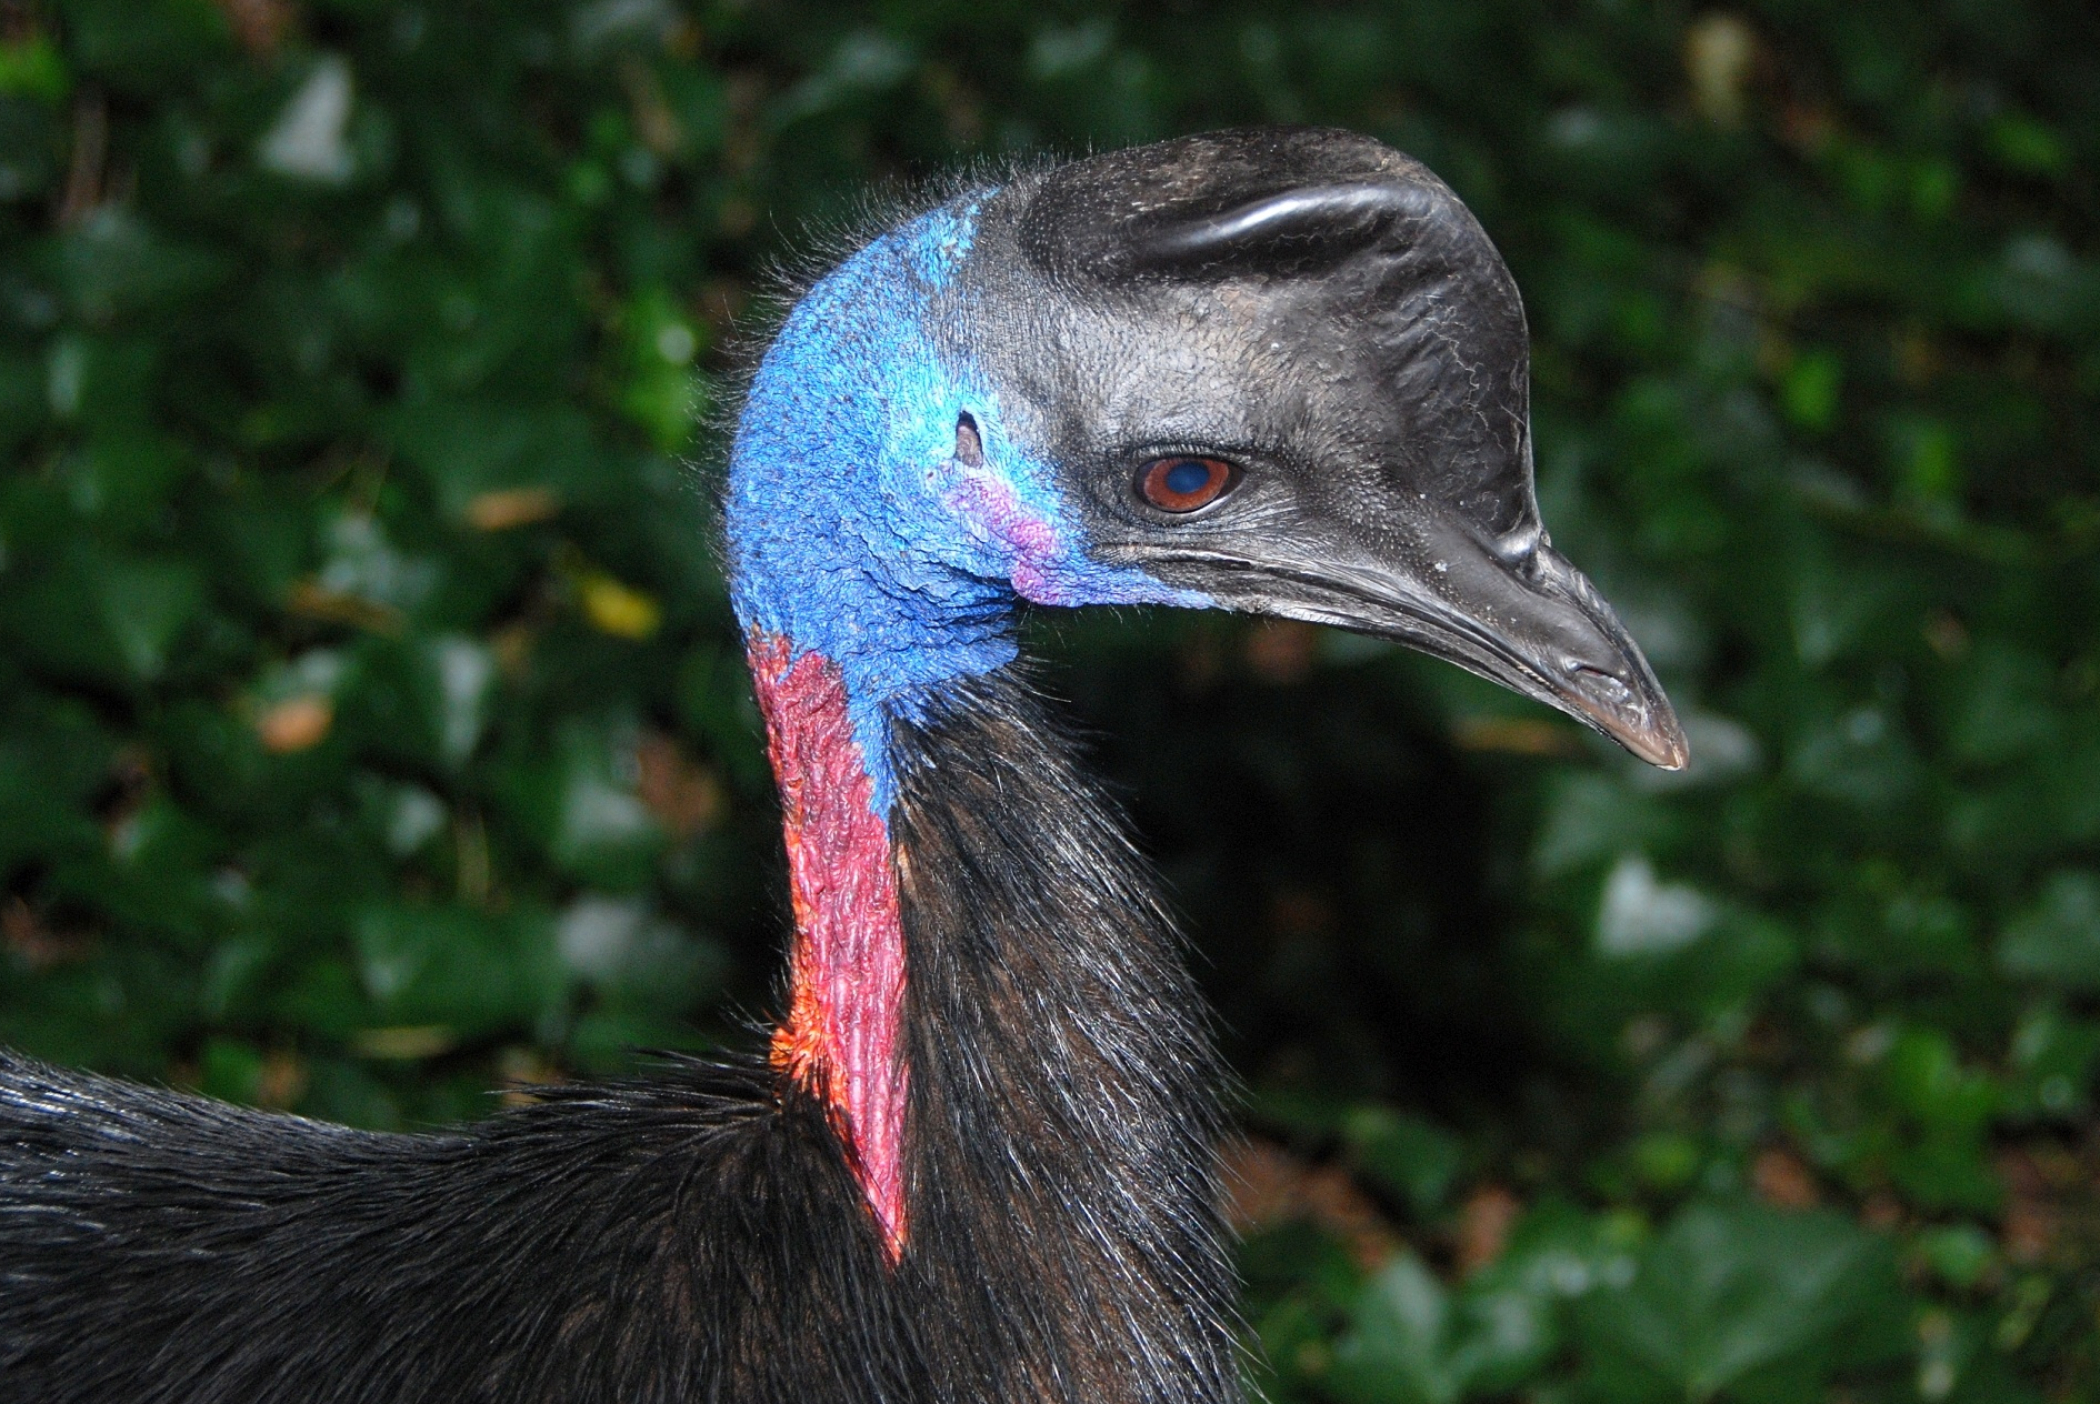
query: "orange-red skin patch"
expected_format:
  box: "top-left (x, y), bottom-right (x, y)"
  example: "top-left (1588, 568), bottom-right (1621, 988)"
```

top-left (750, 633), bottom-right (910, 1258)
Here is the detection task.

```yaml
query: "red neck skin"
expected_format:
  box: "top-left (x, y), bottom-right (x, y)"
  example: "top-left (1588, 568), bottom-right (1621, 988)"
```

top-left (748, 634), bottom-right (910, 1258)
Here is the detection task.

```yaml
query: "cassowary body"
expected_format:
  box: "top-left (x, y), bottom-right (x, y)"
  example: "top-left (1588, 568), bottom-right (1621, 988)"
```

top-left (0, 129), bottom-right (1682, 1403)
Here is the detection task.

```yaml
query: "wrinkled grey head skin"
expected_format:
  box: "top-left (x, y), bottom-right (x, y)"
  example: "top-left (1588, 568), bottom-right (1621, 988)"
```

top-left (946, 127), bottom-right (1686, 768)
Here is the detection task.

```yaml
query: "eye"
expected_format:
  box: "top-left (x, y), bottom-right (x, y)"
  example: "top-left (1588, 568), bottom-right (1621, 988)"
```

top-left (1136, 456), bottom-right (1237, 514)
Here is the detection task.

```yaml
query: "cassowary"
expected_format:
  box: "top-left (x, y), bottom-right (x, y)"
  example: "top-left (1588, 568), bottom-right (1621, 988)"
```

top-left (0, 128), bottom-right (1683, 1403)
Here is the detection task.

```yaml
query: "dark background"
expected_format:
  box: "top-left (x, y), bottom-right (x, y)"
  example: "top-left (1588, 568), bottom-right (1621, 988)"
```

top-left (1, 0), bottom-right (2096, 1397)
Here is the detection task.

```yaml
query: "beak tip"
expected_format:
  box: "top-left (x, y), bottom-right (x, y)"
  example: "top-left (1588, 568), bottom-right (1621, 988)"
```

top-left (1623, 709), bottom-right (1690, 772)
top-left (1649, 735), bottom-right (1692, 772)
top-left (1555, 664), bottom-right (1689, 773)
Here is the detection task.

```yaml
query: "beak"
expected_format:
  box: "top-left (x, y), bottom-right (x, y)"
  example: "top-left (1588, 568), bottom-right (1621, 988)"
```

top-left (1110, 530), bottom-right (1689, 771)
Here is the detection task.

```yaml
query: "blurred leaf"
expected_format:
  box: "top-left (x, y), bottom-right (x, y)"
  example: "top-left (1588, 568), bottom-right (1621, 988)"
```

top-left (1331, 1252), bottom-right (1554, 1404)
top-left (1997, 872), bottom-right (2100, 990)
top-left (1986, 114), bottom-right (2068, 177)
top-left (2004, 1005), bottom-right (2100, 1119)
top-left (1595, 853), bottom-right (1717, 957)
top-left (387, 402), bottom-right (601, 523)
top-left (1575, 1201), bottom-right (1900, 1400)
top-left (257, 56), bottom-right (356, 186)
top-left (60, 0), bottom-right (230, 85)
top-left (50, 210), bottom-right (230, 323)
top-left (1913, 1224), bottom-right (1996, 1291)
top-left (1779, 350), bottom-right (1842, 433)
top-left (197, 1036), bottom-right (266, 1104)
top-left (503, 720), bottom-right (664, 889)
top-left (555, 894), bottom-right (723, 1007)
top-left (0, 543), bottom-right (204, 684)
top-left (0, 36), bottom-right (70, 102)
top-left (0, 697), bottom-right (108, 877)
top-left (353, 903), bottom-right (565, 1040)
top-left (347, 634), bottom-right (495, 770)
top-left (1343, 1107), bottom-right (1465, 1218)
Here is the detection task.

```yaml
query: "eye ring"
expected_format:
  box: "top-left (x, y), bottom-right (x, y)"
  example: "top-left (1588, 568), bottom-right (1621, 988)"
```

top-left (1136, 456), bottom-right (1238, 514)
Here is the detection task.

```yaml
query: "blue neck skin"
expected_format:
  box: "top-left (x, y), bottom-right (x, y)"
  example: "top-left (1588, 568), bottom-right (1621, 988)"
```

top-left (727, 199), bottom-right (1208, 813)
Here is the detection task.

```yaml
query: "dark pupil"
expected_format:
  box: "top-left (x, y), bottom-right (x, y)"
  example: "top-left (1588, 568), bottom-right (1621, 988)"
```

top-left (1163, 460), bottom-right (1211, 496)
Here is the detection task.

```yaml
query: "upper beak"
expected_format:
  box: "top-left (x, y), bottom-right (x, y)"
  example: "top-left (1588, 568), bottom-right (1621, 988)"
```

top-left (1110, 532), bottom-right (1689, 771)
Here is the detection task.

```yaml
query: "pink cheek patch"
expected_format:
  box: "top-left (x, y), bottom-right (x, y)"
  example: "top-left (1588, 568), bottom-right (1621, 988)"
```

top-left (1005, 519), bottom-right (1067, 604)
top-left (944, 471), bottom-right (1077, 605)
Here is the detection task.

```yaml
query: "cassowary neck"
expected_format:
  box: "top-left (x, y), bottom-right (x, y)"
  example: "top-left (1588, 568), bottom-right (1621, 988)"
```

top-left (748, 648), bottom-right (1239, 1400)
top-left (729, 201), bottom-right (1238, 1397)
top-left (729, 199), bottom-right (1209, 1255)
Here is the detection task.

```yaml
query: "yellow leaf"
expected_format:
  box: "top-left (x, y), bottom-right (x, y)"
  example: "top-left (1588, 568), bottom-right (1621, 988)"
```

top-left (579, 572), bottom-right (660, 640)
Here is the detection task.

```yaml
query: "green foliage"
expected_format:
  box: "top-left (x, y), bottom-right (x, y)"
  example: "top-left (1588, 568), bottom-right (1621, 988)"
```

top-left (1331, 1250), bottom-right (1554, 1404)
top-left (1574, 1202), bottom-right (1905, 1401)
top-left (3, 0), bottom-right (2097, 1396)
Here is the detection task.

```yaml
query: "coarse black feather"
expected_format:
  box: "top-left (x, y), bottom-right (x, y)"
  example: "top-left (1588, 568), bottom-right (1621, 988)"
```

top-left (890, 668), bottom-right (1238, 1404)
top-left (0, 668), bottom-right (1236, 1404)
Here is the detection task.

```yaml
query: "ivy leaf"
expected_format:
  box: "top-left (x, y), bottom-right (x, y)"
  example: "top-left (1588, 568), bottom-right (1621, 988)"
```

top-left (1576, 1201), bottom-right (1902, 1401)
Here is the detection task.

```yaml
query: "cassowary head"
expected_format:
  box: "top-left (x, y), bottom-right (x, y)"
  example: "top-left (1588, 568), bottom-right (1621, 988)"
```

top-left (728, 128), bottom-right (1685, 802)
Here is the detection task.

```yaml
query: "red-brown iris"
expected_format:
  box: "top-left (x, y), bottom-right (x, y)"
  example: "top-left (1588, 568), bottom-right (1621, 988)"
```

top-left (1137, 456), bottom-right (1236, 513)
